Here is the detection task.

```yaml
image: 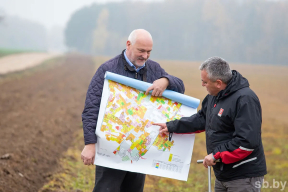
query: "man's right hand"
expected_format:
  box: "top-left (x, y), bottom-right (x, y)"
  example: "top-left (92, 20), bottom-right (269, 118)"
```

top-left (153, 123), bottom-right (169, 135)
top-left (81, 143), bottom-right (95, 165)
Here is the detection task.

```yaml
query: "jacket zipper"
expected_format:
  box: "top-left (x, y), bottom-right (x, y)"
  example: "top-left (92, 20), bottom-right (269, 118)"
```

top-left (208, 98), bottom-right (219, 128)
top-left (135, 72), bottom-right (138, 79)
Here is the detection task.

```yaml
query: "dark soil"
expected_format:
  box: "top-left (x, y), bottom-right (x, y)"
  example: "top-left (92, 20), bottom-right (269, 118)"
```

top-left (0, 55), bottom-right (95, 192)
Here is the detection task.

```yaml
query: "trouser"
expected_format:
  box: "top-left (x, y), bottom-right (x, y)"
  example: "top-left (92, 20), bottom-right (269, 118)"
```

top-left (93, 165), bottom-right (146, 192)
top-left (215, 176), bottom-right (264, 192)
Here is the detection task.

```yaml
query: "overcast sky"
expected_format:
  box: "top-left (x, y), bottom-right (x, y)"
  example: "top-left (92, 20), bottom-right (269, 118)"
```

top-left (0, 0), bottom-right (163, 30)
top-left (1, 0), bottom-right (282, 30)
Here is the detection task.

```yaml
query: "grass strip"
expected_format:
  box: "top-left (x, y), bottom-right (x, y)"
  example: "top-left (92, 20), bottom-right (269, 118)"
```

top-left (39, 130), bottom-right (95, 192)
top-left (0, 48), bottom-right (43, 58)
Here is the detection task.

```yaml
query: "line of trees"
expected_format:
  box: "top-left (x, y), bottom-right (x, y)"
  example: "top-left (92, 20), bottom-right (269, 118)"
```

top-left (0, 9), bottom-right (47, 51)
top-left (65, 0), bottom-right (288, 65)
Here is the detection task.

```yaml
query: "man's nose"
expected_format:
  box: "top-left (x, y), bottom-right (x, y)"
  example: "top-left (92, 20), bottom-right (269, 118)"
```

top-left (142, 52), bottom-right (148, 59)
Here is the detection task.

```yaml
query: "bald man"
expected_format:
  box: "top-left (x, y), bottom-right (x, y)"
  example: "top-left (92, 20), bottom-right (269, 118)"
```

top-left (81, 29), bottom-right (185, 192)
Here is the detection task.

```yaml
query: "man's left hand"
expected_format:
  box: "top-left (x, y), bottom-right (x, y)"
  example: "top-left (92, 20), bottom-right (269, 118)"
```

top-left (145, 78), bottom-right (169, 97)
top-left (203, 153), bottom-right (216, 168)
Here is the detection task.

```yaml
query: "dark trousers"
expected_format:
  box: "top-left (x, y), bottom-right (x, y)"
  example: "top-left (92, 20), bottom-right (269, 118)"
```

top-left (215, 176), bottom-right (264, 192)
top-left (93, 165), bottom-right (146, 192)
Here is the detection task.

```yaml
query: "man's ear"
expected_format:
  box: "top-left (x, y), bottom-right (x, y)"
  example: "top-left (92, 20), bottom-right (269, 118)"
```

top-left (126, 40), bottom-right (131, 50)
top-left (216, 79), bottom-right (223, 88)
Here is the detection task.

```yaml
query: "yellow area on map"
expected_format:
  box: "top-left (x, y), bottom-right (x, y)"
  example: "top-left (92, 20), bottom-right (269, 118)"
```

top-left (169, 154), bottom-right (173, 162)
top-left (153, 134), bottom-right (175, 151)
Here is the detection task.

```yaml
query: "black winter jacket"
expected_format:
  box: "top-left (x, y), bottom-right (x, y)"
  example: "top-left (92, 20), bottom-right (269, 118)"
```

top-left (167, 70), bottom-right (267, 181)
top-left (82, 50), bottom-right (185, 145)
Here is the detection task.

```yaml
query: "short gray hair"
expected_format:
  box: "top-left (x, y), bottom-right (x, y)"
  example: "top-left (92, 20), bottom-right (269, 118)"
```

top-left (128, 29), bottom-right (153, 45)
top-left (199, 57), bottom-right (232, 84)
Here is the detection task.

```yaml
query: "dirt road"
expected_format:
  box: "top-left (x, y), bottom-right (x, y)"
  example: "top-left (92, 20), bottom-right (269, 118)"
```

top-left (0, 53), bottom-right (62, 75)
top-left (0, 55), bottom-right (95, 192)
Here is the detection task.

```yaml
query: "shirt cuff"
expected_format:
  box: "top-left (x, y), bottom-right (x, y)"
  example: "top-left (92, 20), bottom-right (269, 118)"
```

top-left (212, 154), bottom-right (216, 161)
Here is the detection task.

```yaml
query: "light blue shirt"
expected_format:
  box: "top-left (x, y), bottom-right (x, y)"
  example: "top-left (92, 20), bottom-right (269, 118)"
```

top-left (124, 50), bottom-right (145, 72)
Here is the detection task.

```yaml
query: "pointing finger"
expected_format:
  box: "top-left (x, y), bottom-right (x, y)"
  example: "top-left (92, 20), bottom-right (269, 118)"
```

top-left (153, 123), bottom-right (167, 128)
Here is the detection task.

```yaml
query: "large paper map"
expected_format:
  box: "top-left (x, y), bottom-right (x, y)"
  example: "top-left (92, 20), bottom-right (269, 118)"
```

top-left (95, 72), bottom-right (199, 181)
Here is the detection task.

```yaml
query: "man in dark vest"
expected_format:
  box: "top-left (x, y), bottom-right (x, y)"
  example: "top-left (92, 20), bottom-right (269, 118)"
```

top-left (154, 57), bottom-right (267, 192)
top-left (81, 29), bottom-right (185, 192)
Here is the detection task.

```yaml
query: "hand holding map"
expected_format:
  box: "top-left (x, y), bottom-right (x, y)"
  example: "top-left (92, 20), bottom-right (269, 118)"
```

top-left (145, 77), bottom-right (169, 97)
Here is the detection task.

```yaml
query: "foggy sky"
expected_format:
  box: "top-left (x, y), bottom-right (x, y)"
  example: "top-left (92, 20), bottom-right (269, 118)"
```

top-left (0, 0), bottom-right (163, 30)
top-left (0, 0), bottom-right (282, 30)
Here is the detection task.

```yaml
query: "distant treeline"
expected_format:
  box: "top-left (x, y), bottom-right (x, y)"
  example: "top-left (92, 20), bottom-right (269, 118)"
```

top-left (0, 16), bottom-right (47, 51)
top-left (65, 0), bottom-right (288, 65)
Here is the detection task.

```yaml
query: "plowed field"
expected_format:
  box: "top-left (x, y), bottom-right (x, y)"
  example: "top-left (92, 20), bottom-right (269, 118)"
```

top-left (0, 55), bottom-right (94, 192)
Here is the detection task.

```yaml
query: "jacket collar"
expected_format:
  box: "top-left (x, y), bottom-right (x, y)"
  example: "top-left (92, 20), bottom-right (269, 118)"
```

top-left (216, 70), bottom-right (249, 100)
top-left (121, 50), bottom-right (147, 81)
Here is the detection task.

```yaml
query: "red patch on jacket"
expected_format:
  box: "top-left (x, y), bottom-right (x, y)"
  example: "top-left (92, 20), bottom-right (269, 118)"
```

top-left (218, 108), bottom-right (224, 117)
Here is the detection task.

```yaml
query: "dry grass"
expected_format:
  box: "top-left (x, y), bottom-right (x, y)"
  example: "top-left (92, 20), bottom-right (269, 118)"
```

top-left (39, 130), bottom-right (95, 192)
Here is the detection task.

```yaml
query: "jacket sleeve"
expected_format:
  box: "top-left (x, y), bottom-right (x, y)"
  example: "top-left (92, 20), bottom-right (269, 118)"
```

top-left (212, 95), bottom-right (262, 164)
top-left (82, 65), bottom-right (106, 145)
top-left (166, 96), bottom-right (208, 133)
top-left (156, 65), bottom-right (185, 94)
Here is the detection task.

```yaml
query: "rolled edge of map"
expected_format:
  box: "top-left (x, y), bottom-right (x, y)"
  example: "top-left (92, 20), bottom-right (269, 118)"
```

top-left (105, 71), bottom-right (200, 109)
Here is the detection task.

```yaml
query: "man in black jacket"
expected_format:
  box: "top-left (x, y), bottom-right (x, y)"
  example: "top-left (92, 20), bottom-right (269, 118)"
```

top-left (154, 57), bottom-right (267, 192)
top-left (81, 29), bottom-right (185, 192)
